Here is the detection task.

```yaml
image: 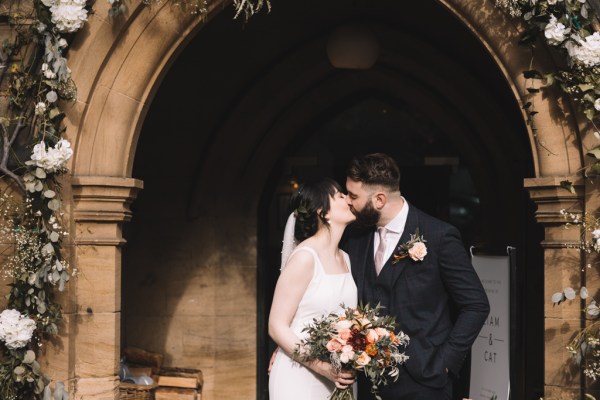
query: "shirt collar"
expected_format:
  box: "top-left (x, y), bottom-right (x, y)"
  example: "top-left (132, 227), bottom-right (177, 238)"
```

top-left (384, 197), bottom-right (409, 234)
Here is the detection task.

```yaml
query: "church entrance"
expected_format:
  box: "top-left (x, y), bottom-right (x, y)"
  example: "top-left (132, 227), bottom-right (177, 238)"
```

top-left (118, 1), bottom-right (542, 399)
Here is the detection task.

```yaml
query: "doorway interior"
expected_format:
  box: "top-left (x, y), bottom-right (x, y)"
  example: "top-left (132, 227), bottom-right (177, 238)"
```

top-left (120, 1), bottom-right (544, 399)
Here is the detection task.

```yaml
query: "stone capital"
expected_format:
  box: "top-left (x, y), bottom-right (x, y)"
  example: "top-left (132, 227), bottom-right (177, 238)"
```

top-left (72, 176), bottom-right (143, 223)
top-left (71, 176), bottom-right (143, 246)
top-left (524, 176), bottom-right (584, 224)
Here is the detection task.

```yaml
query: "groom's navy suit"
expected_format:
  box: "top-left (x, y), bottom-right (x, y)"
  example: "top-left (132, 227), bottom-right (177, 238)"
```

top-left (343, 203), bottom-right (489, 400)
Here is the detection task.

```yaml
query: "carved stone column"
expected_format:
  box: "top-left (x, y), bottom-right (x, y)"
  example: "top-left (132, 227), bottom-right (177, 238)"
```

top-left (525, 176), bottom-right (584, 400)
top-left (70, 176), bottom-right (143, 399)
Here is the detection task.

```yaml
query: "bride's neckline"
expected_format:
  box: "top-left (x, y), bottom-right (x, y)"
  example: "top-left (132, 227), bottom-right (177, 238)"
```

top-left (295, 246), bottom-right (351, 276)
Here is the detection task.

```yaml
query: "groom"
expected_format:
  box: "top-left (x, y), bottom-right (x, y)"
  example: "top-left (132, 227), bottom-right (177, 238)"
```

top-left (342, 153), bottom-right (489, 400)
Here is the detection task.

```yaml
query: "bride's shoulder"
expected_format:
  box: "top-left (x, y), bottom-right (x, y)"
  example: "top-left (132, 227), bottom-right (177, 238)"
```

top-left (282, 246), bottom-right (317, 272)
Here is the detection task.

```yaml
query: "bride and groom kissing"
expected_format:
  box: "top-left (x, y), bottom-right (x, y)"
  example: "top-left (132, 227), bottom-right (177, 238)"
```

top-left (268, 153), bottom-right (490, 400)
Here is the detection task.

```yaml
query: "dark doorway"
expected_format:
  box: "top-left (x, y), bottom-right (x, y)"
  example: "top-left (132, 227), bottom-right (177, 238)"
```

top-left (122, 0), bottom-right (543, 399)
top-left (249, 3), bottom-right (542, 400)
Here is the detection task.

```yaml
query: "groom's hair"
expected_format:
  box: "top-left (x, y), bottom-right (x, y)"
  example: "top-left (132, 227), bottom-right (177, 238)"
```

top-left (346, 153), bottom-right (400, 192)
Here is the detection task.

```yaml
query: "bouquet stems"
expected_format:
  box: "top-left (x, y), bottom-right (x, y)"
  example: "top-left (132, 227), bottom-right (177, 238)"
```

top-left (329, 387), bottom-right (355, 400)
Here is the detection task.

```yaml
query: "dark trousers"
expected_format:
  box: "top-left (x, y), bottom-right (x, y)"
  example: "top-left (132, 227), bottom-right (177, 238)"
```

top-left (357, 370), bottom-right (452, 400)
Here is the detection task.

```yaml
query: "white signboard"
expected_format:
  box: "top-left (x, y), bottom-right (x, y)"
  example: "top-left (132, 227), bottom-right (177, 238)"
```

top-left (469, 254), bottom-right (510, 400)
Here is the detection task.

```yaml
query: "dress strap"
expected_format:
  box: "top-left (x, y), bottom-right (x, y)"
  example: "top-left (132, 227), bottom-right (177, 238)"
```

top-left (340, 250), bottom-right (352, 273)
top-left (289, 247), bottom-right (323, 279)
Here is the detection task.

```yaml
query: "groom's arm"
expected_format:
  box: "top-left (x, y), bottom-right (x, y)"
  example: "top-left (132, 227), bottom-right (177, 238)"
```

top-left (438, 226), bottom-right (490, 377)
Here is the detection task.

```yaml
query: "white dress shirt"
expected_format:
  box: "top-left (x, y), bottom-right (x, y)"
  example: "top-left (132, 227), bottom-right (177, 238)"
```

top-left (373, 197), bottom-right (409, 264)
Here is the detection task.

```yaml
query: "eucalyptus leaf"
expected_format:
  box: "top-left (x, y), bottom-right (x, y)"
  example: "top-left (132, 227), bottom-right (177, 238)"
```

top-left (26, 182), bottom-right (36, 193)
top-left (35, 377), bottom-right (45, 394)
top-left (34, 181), bottom-right (44, 192)
top-left (560, 180), bottom-right (577, 194)
top-left (43, 190), bottom-right (56, 199)
top-left (48, 108), bottom-right (61, 120)
top-left (48, 199), bottom-right (61, 211)
top-left (588, 146), bottom-right (600, 159)
top-left (592, 162), bottom-right (600, 175)
top-left (42, 243), bottom-right (55, 255)
top-left (585, 108), bottom-right (596, 120)
top-left (49, 231), bottom-right (60, 242)
top-left (43, 385), bottom-right (51, 400)
top-left (35, 168), bottom-right (46, 179)
top-left (564, 287), bottom-right (576, 300)
top-left (32, 360), bottom-right (41, 374)
top-left (23, 350), bottom-right (35, 364)
top-left (524, 70), bottom-right (543, 79)
top-left (37, 301), bottom-right (46, 314)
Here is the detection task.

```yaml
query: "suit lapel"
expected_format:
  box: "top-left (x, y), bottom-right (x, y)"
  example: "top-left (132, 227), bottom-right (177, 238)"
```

top-left (389, 206), bottom-right (420, 288)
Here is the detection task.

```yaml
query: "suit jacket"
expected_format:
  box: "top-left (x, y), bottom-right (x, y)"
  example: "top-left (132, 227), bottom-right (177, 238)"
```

top-left (342, 204), bottom-right (489, 395)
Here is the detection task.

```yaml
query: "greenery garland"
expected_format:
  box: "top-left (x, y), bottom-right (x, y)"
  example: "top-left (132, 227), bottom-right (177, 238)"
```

top-left (495, 0), bottom-right (600, 396)
top-left (0, 0), bottom-right (267, 398)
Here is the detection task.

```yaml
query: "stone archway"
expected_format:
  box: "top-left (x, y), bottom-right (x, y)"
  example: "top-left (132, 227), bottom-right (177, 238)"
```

top-left (60, 0), bottom-right (587, 398)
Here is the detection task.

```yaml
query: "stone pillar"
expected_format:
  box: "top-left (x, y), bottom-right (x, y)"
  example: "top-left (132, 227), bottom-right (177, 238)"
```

top-left (71, 176), bottom-right (143, 399)
top-left (525, 176), bottom-right (584, 400)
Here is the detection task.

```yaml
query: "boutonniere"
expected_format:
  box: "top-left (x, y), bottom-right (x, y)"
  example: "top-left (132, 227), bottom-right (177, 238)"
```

top-left (392, 228), bottom-right (427, 263)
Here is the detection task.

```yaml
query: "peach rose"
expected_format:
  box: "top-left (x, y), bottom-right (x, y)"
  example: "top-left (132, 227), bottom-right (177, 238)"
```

top-left (366, 329), bottom-right (379, 344)
top-left (356, 352), bottom-right (372, 367)
top-left (339, 329), bottom-right (352, 341)
top-left (375, 328), bottom-right (389, 337)
top-left (408, 242), bottom-right (427, 261)
top-left (326, 338), bottom-right (343, 352)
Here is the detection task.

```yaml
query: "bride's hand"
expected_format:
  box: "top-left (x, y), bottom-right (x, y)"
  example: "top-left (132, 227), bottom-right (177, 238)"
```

top-left (311, 361), bottom-right (355, 389)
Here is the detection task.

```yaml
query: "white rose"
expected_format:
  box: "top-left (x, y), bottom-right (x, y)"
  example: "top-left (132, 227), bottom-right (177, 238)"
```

top-left (547, 0), bottom-right (557, 4)
top-left (334, 319), bottom-right (353, 331)
top-left (408, 242), bottom-right (428, 261)
top-left (0, 310), bottom-right (36, 349)
top-left (593, 228), bottom-right (600, 239)
top-left (544, 15), bottom-right (569, 45)
top-left (355, 352), bottom-right (371, 366)
top-left (566, 33), bottom-right (600, 66)
top-left (595, 99), bottom-right (600, 111)
top-left (50, 1), bottom-right (88, 33)
top-left (28, 139), bottom-right (73, 173)
top-left (58, 38), bottom-right (68, 48)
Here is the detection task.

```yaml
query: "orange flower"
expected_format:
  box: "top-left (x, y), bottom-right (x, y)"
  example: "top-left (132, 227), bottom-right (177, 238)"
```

top-left (366, 344), bottom-right (378, 356)
top-left (390, 332), bottom-right (398, 344)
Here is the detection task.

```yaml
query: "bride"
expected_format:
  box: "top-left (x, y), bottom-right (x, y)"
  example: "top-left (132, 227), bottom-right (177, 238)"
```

top-left (269, 178), bottom-right (357, 400)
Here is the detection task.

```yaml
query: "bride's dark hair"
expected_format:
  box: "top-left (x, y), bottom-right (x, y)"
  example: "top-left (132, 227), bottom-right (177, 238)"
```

top-left (290, 178), bottom-right (343, 242)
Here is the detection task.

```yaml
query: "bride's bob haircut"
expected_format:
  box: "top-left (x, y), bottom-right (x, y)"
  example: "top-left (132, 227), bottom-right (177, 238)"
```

top-left (290, 178), bottom-right (343, 242)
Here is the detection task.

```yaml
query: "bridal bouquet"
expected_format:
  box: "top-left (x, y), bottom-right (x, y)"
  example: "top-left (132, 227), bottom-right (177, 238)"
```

top-left (294, 304), bottom-right (409, 400)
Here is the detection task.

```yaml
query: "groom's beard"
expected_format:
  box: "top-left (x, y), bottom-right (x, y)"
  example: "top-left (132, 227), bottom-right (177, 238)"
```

top-left (351, 200), bottom-right (381, 228)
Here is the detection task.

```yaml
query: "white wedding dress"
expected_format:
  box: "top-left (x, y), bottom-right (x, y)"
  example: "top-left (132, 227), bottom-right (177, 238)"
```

top-left (269, 246), bottom-right (358, 400)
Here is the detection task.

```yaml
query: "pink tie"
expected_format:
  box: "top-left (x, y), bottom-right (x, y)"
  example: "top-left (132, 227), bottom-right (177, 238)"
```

top-left (375, 227), bottom-right (387, 275)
